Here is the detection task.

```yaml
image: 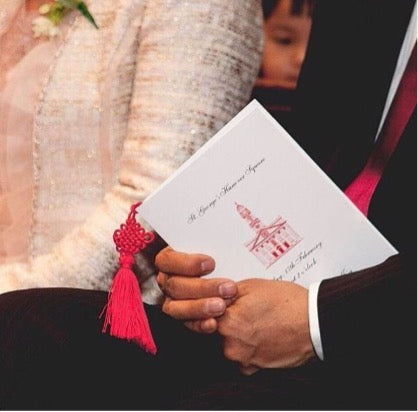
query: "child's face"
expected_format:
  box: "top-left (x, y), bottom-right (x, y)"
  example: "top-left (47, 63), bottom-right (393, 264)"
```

top-left (262, 0), bottom-right (312, 89)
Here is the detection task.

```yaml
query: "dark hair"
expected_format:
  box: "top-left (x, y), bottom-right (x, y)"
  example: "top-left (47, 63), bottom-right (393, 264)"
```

top-left (262, 0), bottom-right (315, 19)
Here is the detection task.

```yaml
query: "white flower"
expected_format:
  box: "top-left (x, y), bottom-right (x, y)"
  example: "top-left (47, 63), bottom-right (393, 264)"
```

top-left (38, 3), bottom-right (52, 15)
top-left (32, 16), bottom-right (60, 38)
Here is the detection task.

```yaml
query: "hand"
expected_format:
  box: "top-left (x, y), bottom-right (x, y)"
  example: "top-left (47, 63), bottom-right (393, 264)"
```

top-left (155, 247), bottom-right (238, 333)
top-left (217, 279), bottom-right (315, 375)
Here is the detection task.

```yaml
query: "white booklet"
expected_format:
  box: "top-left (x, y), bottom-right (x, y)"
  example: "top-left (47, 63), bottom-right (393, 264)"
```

top-left (140, 100), bottom-right (397, 287)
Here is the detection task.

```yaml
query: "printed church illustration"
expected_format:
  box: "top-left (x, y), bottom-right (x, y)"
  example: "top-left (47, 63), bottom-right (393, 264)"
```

top-left (235, 203), bottom-right (302, 268)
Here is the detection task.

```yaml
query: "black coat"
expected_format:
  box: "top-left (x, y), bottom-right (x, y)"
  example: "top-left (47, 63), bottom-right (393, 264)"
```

top-left (289, 0), bottom-right (417, 407)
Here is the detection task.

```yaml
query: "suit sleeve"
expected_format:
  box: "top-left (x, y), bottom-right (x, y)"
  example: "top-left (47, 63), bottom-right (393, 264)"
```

top-left (317, 253), bottom-right (416, 362)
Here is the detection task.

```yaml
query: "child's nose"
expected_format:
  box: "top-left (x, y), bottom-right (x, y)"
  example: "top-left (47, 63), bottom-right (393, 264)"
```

top-left (293, 45), bottom-right (307, 69)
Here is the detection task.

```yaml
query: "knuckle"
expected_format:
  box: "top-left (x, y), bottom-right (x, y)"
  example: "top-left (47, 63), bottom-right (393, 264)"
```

top-left (154, 252), bottom-right (164, 270)
top-left (156, 272), bottom-right (165, 289)
top-left (217, 319), bottom-right (227, 336)
top-left (183, 258), bottom-right (201, 276)
top-left (237, 280), bottom-right (250, 295)
top-left (217, 309), bottom-right (233, 335)
top-left (164, 276), bottom-right (175, 295)
top-left (155, 247), bottom-right (172, 270)
top-left (201, 319), bottom-right (217, 334)
top-left (197, 278), bottom-right (212, 297)
top-left (164, 276), bottom-right (173, 294)
top-left (164, 276), bottom-right (181, 298)
top-left (223, 342), bottom-right (240, 362)
top-left (209, 279), bottom-right (222, 295)
top-left (161, 299), bottom-right (172, 316)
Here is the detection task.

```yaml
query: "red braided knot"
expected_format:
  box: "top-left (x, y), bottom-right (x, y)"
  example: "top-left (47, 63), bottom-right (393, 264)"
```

top-left (113, 202), bottom-right (155, 256)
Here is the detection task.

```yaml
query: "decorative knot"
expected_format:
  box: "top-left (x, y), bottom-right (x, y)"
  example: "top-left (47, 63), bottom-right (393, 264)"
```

top-left (113, 202), bottom-right (155, 255)
top-left (119, 254), bottom-right (135, 268)
top-left (101, 201), bottom-right (157, 355)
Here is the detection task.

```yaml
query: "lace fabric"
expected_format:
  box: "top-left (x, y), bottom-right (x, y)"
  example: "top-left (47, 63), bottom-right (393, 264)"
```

top-left (0, 1), bottom-right (61, 263)
top-left (0, 1), bottom-right (42, 89)
top-left (0, 0), bottom-right (263, 298)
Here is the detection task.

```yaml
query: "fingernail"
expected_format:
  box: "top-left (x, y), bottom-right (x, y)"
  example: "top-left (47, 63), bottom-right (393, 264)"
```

top-left (206, 299), bottom-right (225, 315)
top-left (201, 259), bottom-right (215, 274)
top-left (219, 282), bottom-right (237, 298)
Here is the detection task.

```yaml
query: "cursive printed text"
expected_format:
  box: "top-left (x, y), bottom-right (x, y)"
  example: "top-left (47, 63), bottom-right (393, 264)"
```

top-left (279, 241), bottom-right (323, 282)
top-left (187, 158), bottom-right (266, 224)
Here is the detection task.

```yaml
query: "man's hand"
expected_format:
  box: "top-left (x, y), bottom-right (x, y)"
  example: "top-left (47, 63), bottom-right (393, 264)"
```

top-left (217, 279), bottom-right (316, 375)
top-left (155, 247), bottom-right (237, 333)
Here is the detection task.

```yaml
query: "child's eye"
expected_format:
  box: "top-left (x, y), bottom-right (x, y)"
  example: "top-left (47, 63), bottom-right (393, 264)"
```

top-left (274, 37), bottom-right (293, 46)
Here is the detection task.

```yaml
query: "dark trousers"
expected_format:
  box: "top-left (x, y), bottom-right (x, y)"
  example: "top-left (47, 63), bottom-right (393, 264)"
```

top-left (0, 288), bottom-right (415, 410)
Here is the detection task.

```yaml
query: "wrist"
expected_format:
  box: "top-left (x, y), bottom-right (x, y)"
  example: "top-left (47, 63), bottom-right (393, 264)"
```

top-left (300, 287), bottom-right (317, 364)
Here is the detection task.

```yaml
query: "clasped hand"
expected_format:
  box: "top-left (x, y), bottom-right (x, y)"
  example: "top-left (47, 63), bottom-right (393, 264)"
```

top-left (156, 247), bottom-right (315, 375)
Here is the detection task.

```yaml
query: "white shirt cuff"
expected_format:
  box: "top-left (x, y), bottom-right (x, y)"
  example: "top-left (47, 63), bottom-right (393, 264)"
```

top-left (308, 281), bottom-right (324, 361)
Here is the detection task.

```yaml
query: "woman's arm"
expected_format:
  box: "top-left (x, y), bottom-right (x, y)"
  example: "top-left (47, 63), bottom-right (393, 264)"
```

top-left (0, 0), bottom-right (264, 302)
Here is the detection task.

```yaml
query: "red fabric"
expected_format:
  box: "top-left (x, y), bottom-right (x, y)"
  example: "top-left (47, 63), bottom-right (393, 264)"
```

top-left (101, 202), bottom-right (157, 354)
top-left (344, 43), bottom-right (417, 216)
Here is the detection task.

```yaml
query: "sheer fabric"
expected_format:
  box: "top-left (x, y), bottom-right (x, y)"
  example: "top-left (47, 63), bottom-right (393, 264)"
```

top-left (0, 1), bottom-right (52, 263)
top-left (0, 3), bottom-right (90, 263)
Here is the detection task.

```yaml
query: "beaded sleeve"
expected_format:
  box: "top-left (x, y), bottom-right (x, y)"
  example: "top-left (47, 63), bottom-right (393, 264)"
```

top-left (0, 0), bottom-right (263, 301)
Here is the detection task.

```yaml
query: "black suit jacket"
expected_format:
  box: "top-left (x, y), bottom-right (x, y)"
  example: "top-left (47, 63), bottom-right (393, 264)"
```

top-left (289, 0), bottom-right (417, 407)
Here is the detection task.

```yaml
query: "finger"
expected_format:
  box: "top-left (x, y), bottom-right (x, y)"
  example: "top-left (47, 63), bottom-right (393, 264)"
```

top-left (184, 318), bottom-right (218, 334)
top-left (157, 273), bottom-right (237, 300)
top-left (224, 297), bottom-right (235, 307)
top-left (162, 297), bottom-right (226, 320)
top-left (156, 272), bottom-right (165, 290)
top-left (155, 247), bottom-right (215, 276)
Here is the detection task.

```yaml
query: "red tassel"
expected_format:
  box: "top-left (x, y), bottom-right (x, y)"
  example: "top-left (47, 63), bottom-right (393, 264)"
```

top-left (101, 202), bottom-right (157, 355)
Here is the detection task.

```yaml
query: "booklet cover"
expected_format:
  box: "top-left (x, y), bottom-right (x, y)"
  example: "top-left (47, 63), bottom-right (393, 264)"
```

top-left (139, 100), bottom-right (397, 287)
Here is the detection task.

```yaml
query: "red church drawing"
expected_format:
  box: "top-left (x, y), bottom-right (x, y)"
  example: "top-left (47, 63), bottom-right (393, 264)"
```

top-left (235, 203), bottom-right (302, 268)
